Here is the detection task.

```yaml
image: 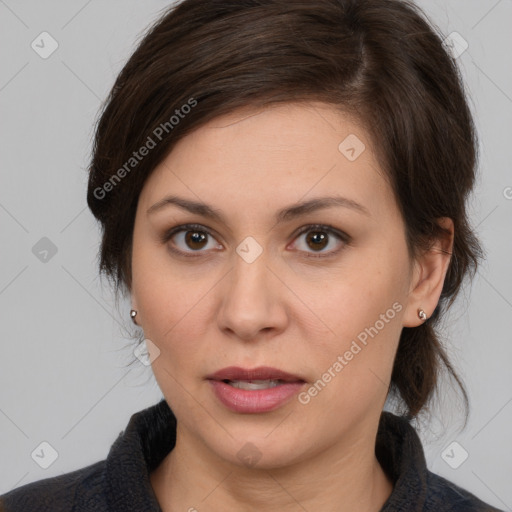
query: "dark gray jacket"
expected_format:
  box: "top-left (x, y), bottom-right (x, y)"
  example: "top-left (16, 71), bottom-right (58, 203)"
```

top-left (0, 399), bottom-right (504, 511)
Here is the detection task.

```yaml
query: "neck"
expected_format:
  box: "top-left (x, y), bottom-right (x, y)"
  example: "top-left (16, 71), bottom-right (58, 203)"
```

top-left (150, 421), bottom-right (394, 512)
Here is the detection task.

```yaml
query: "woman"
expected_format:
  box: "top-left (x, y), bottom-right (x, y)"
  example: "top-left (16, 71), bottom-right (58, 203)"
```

top-left (0, 0), bottom-right (504, 510)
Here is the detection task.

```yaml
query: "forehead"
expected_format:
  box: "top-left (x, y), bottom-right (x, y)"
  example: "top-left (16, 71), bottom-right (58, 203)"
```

top-left (138, 102), bottom-right (397, 224)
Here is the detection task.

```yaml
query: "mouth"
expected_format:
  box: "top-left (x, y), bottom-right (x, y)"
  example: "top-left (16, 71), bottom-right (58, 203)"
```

top-left (223, 379), bottom-right (291, 390)
top-left (206, 366), bottom-right (306, 413)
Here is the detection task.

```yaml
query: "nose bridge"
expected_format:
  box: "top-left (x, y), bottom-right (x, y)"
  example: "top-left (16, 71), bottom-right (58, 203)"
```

top-left (217, 237), bottom-right (286, 339)
top-left (229, 237), bottom-right (271, 302)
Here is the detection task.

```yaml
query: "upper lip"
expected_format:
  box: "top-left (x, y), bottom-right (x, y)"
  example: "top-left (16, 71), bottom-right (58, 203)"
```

top-left (207, 366), bottom-right (306, 382)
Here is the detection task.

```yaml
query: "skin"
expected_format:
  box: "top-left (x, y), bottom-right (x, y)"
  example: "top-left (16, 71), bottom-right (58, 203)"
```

top-left (130, 102), bottom-right (453, 512)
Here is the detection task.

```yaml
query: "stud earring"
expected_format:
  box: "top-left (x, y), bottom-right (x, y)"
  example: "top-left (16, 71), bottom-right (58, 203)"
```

top-left (417, 309), bottom-right (427, 321)
top-left (130, 309), bottom-right (138, 325)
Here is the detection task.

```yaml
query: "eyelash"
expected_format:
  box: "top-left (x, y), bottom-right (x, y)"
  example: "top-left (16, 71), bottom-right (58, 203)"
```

top-left (160, 223), bottom-right (351, 259)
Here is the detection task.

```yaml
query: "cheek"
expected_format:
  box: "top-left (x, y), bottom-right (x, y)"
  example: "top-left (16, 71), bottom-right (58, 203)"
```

top-left (131, 240), bottom-right (220, 372)
top-left (135, 273), bottom-right (212, 352)
top-left (297, 242), bottom-right (408, 383)
top-left (309, 245), bottom-right (406, 331)
top-left (132, 226), bottom-right (194, 322)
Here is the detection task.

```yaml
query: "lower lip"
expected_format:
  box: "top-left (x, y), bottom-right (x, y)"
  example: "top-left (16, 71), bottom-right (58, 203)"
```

top-left (208, 380), bottom-right (305, 413)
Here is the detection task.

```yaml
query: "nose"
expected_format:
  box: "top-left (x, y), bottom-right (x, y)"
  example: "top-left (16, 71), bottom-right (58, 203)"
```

top-left (216, 248), bottom-right (288, 342)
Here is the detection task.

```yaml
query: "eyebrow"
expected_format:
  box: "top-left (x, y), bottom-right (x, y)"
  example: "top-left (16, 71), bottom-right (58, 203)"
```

top-left (146, 194), bottom-right (371, 223)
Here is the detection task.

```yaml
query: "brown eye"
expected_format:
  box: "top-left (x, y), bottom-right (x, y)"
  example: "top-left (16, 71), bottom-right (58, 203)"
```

top-left (161, 223), bottom-right (222, 256)
top-left (292, 224), bottom-right (349, 258)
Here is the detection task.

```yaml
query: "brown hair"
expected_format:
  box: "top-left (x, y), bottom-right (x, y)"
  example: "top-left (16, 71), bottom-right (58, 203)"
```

top-left (86, 0), bottom-right (483, 422)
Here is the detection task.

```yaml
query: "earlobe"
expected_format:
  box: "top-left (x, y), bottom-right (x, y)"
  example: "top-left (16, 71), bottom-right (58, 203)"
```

top-left (402, 217), bottom-right (454, 327)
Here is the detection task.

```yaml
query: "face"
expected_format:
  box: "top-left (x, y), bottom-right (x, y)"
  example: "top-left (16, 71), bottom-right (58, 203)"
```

top-left (131, 102), bottom-right (415, 469)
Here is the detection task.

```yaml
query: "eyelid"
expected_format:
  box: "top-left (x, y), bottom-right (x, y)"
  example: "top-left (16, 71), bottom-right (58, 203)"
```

top-left (160, 222), bottom-right (350, 258)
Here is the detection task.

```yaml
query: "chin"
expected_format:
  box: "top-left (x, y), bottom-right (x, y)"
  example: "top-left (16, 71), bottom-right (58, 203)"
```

top-left (202, 427), bottom-right (307, 471)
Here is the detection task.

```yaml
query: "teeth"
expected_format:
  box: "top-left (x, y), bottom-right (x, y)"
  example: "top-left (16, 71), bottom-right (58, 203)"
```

top-left (228, 379), bottom-right (282, 390)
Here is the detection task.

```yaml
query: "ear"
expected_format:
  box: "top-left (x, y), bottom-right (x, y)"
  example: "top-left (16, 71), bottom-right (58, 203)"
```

top-left (402, 217), bottom-right (454, 327)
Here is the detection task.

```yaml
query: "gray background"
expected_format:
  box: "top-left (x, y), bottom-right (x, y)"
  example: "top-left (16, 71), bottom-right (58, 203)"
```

top-left (0, 0), bottom-right (511, 509)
